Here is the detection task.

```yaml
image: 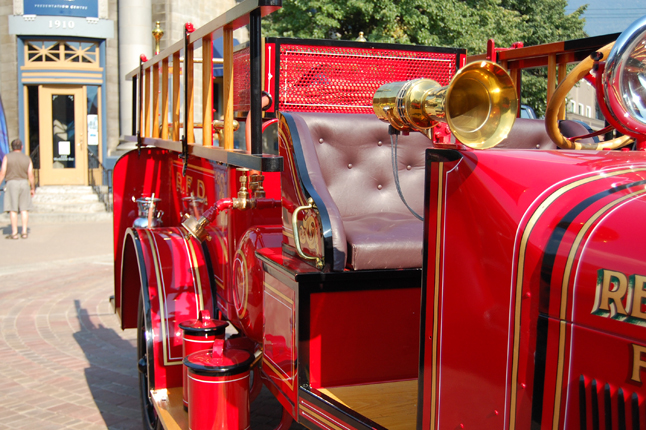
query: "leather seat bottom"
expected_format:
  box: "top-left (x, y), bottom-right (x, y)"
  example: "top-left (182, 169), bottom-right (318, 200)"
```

top-left (343, 213), bottom-right (423, 270)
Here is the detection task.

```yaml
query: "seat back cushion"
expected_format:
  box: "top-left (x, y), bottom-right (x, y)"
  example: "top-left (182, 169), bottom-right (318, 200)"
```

top-left (496, 118), bottom-right (595, 149)
top-left (291, 112), bottom-right (429, 270)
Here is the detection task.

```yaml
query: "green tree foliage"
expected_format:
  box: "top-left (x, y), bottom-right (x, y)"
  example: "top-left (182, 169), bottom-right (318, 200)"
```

top-left (264, 0), bottom-right (587, 117)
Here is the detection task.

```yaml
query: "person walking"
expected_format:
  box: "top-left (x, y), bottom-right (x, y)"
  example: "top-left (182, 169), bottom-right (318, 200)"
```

top-left (0, 139), bottom-right (35, 239)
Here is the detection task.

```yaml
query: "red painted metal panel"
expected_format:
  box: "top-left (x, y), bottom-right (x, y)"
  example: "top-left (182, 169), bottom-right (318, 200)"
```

top-left (422, 149), bottom-right (646, 430)
top-left (309, 288), bottom-right (420, 389)
top-left (113, 148), bottom-right (181, 328)
top-left (263, 273), bottom-right (298, 405)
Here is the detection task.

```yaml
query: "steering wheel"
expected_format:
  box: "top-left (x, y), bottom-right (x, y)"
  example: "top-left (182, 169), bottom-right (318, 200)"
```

top-left (545, 43), bottom-right (634, 150)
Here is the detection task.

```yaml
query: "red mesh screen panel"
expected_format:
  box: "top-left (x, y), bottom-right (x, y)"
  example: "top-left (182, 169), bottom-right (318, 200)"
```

top-left (233, 46), bottom-right (250, 115)
top-left (278, 43), bottom-right (459, 114)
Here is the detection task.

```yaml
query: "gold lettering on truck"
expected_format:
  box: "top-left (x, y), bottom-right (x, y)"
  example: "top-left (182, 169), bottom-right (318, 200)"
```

top-left (631, 344), bottom-right (646, 384)
top-left (592, 269), bottom-right (628, 318)
top-left (627, 275), bottom-right (646, 321)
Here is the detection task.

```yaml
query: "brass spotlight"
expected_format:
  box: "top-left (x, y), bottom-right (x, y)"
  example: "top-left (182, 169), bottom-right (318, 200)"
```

top-left (373, 61), bottom-right (518, 149)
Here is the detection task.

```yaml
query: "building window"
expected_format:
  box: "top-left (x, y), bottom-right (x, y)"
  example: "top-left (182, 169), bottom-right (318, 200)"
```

top-left (578, 103), bottom-right (584, 115)
top-left (568, 100), bottom-right (576, 113)
top-left (24, 41), bottom-right (100, 69)
top-left (586, 106), bottom-right (592, 118)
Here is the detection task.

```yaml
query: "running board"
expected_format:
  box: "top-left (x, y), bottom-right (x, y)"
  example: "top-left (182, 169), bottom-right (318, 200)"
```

top-left (151, 387), bottom-right (188, 430)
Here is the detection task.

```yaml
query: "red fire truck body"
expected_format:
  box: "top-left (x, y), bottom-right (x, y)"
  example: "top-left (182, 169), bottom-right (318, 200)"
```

top-left (112, 1), bottom-right (646, 429)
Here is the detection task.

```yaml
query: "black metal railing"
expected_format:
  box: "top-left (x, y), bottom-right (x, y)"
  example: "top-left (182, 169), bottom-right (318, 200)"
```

top-left (88, 151), bottom-right (113, 212)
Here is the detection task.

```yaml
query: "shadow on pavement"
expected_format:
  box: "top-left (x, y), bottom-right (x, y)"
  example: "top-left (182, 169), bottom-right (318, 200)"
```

top-left (73, 299), bottom-right (143, 430)
top-left (73, 299), bottom-right (305, 429)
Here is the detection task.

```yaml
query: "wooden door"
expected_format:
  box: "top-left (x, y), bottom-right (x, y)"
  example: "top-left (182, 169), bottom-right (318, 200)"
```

top-left (38, 85), bottom-right (87, 185)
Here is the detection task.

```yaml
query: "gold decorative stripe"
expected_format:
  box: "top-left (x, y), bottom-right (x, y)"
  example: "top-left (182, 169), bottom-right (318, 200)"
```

top-left (213, 233), bottom-right (229, 264)
top-left (264, 282), bottom-right (294, 305)
top-left (430, 162), bottom-right (444, 430)
top-left (552, 320), bottom-right (567, 430)
top-left (235, 249), bottom-right (249, 318)
top-left (171, 160), bottom-right (216, 176)
top-left (300, 404), bottom-right (346, 430)
top-left (185, 338), bottom-right (219, 344)
top-left (262, 356), bottom-right (294, 390)
top-left (187, 238), bottom-right (205, 311)
top-left (145, 229), bottom-right (171, 366)
top-left (552, 187), bottom-right (646, 430)
top-left (283, 228), bottom-right (294, 239)
top-left (510, 167), bottom-right (646, 429)
top-left (188, 374), bottom-right (249, 384)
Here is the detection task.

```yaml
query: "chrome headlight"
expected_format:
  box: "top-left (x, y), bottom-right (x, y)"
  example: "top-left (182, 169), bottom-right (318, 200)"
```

top-left (603, 15), bottom-right (646, 137)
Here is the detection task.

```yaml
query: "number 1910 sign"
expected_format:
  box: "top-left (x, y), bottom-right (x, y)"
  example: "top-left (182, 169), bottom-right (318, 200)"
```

top-left (49, 20), bottom-right (76, 29)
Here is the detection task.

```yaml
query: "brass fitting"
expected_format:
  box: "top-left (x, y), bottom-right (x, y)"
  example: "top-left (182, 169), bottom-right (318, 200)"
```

top-left (182, 169), bottom-right (278, 242)
top-left (181, 212), bottom-right (210, 241)
top-left (213, 119), bottom-right (239, 145)
top-left (233, 168), bottom-right (251, 210)
top-left (249, 173), bottom-right (266, 198)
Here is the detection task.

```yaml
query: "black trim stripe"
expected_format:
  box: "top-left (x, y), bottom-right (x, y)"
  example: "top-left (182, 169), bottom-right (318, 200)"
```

top-left (579, 376), bottom-right (587, 430)
top-left (580, 377), bottom-right (642, 430)
top-left (604, 383), bottom-right (612, 430)
top-left (631, 392), bottom-right (640, 430)
top-left (531, 179), bottom-right (646, 427)
top-left (618, 388), bottom-right (626, 430)
top-left (299, 387), bottom-right (384, 430)
top-left (592, 379), bottom-right (600, 430)
top-left (200, 240), bottom-right (219, 317)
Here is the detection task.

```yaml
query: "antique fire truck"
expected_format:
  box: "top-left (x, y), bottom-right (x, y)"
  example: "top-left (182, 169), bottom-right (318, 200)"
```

top-left (112, 0), bottom-right (646, 428)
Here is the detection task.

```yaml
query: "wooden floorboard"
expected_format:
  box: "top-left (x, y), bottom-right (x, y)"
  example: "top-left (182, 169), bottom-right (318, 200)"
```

top-left (151, 387), bottom-right (188, 430)
top-left (318, 380), bottom-right (417, 429)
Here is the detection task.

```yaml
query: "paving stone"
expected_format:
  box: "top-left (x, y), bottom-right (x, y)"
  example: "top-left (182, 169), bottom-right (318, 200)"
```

top-left (0, 221), bottom-right (306, 429)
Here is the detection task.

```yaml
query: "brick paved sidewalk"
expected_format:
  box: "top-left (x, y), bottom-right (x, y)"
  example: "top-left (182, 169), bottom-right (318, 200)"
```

top-left (0, 221), bottom-right (304, 429)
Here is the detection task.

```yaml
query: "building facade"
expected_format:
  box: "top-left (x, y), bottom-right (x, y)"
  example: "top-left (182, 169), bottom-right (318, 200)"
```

top-left (1, 0), bottom-right (241, 186)
top-left (566, 79), bottom-right (605, 131)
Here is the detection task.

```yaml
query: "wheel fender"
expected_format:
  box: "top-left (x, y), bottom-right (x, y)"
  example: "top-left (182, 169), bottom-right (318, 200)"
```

top-left (121, 226), bottom-right (213, 389)
top-left (231, 226), bottom-right (283, 343)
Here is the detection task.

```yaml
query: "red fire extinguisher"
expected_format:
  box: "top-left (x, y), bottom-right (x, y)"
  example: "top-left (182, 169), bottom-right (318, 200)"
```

top-left (185, 339), bottom-right (254, 430)
top-left (179, 310), bottom-right (228, 408)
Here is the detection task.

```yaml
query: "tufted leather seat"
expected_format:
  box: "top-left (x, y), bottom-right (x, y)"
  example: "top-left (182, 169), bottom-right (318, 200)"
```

top-left (290, 112), bottom-right (429, 270)
top-left (288, 114), bottom-right (592, 271)
top-left (496, 118), bottom-right (595, 149)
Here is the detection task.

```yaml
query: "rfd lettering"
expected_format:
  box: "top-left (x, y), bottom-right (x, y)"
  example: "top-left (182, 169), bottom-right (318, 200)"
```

top-left (176, 172), bottom-right (206, 199)
top-left (592, 269), bottom-right (646, 323)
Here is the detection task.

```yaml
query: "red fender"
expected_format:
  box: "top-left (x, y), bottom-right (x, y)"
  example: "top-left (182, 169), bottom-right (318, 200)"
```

top-left (121, 226), bottom-right (214, 389)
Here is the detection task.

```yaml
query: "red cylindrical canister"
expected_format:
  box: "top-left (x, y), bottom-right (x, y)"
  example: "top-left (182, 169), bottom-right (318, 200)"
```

top-left (179, 310), bottom-right (228, 407)
top-left (186, 339), bottom-right (254, 430)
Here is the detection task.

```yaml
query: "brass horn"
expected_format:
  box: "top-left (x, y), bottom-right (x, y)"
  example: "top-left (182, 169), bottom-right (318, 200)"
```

top-left (373, 61), bottom-right (518, 149)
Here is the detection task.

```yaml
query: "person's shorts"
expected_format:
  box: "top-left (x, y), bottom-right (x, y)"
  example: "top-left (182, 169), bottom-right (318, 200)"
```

top-left (4, 179), bottom-right (32, 212)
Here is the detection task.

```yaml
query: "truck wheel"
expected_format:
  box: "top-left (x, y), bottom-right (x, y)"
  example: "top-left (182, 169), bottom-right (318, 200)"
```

top-left (137, 296), bottom-right (161, 430)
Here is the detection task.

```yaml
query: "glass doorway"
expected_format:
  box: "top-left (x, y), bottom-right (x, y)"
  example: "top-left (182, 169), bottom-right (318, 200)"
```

top-left (37, 85), bottom-right (87, 185)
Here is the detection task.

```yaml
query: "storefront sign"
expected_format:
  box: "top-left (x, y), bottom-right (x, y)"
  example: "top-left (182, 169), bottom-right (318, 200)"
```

top-left (24, 0), bottom-right (99, 18)
top-left (87, 114), bottom-right (99, 146)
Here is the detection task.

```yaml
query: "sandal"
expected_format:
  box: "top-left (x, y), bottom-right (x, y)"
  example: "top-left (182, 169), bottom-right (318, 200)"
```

top-left (21, 233), bottom-right (28, 239)
top-left (5, 234), bottom-right (19, 240)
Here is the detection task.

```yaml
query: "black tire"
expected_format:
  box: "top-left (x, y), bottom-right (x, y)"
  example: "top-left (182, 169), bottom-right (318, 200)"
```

top-left (137, 295), bottom-right (161, 430)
